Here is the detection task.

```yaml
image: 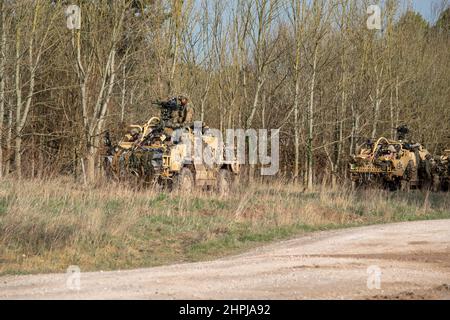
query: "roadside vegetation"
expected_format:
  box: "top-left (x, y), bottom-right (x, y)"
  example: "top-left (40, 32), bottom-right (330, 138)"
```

top-left (0, 1), bottom-right (450, 187)
top-left (1, 178), bottom-right (449, 275)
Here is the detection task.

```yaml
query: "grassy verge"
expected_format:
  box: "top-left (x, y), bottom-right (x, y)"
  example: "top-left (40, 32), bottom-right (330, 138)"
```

top-left (0, 178), bottom-right (449, 275)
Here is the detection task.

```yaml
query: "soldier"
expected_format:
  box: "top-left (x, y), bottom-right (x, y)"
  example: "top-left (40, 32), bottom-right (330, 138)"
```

top-left (396, 125), bottom-right (410, 141)
top-left (168, 95), bottom-right (194, 129)
top-left (124, 127), bottom-right (141, 143)
top-left (387, 144), bottom-right (397, 159)
top-left (153, 95), bottom-right (195, 129)
top-left (151, 95), bottom-right (195, 144)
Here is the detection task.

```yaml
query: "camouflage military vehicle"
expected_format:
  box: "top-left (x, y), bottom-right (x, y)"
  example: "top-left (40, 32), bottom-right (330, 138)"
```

top-left (350, 136), bottom-right (434, 191)
top-left (103, 116), bottom-right (239, 195)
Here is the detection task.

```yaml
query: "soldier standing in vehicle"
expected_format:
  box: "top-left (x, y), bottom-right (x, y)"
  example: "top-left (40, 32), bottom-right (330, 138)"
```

top-left (174, 95), bottom-right (194, 144)
top-left (156, 95), bottom-right (194, 144)
top-left (168, 95), bottom-right (194, 129)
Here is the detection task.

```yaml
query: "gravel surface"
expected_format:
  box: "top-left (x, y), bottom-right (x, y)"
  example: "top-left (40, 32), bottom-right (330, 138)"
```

top-left (1, 219), bottom-right (449, 300)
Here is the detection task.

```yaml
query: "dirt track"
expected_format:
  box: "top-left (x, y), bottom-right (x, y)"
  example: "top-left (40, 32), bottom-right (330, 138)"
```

top-left (1, 219), bottom-right (449, 300)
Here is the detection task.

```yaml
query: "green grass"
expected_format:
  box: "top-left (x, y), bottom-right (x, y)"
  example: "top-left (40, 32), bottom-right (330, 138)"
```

top-left (0, 178), bottom-right (449, 275)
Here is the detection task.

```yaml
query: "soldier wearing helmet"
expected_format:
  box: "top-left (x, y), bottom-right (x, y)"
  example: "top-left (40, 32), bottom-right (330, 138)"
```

top-left (124, 127), bottom-right (141, 142)
top-left (153, 94), bottom-right (194, 129)
top-left (168, 95), bottom-right (194, 129)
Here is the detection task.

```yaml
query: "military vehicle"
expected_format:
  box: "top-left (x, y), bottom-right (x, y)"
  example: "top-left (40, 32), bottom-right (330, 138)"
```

top-left (103, 116), bottom-right (239, 195)
top-left (349, 128), bottom-right (434, 191)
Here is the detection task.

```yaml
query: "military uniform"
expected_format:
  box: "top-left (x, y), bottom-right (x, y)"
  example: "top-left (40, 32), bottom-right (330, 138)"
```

top-left (169, 104), bottom-right (194, 128)
top-left (165, 96), bottom-right (194, 129)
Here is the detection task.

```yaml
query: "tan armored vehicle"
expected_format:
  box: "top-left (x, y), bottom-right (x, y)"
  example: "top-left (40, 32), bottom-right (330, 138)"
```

top-left (350, 137), bottom-right (433, 191)
top-left (104, 117), bottom-right (239, 195)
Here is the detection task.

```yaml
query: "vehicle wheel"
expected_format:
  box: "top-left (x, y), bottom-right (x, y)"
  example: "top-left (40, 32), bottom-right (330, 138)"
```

top-left (174, 167), bottom-right (194, 193)
top-left (352, 179), bottom-right (365, 191)
top-left (423, 159), bottom-right (432, 179)
top-left (404, 160), bottom-right (414, 181)
top-left (432, 175), bottom-right (441, 192)
top-left (400, 179), bottom-right (410, 192)
top-left (401, 161), bottom-right (413, 192)
top-left (216, 169), bottom-right (231, 196)
top-left (443, 179), bottom-right (449, 192)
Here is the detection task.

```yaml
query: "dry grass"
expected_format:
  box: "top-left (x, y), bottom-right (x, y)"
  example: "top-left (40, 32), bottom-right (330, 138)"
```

top-left (0, 177), bottom-right (449, 275)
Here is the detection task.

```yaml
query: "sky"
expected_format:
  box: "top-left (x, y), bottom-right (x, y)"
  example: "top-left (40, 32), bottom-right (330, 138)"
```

top-left (410, 0), bottom-right (444, 22)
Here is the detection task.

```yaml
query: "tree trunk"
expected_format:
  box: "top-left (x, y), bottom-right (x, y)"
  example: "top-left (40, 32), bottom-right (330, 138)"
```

top-left (5, 106), bottom-right (12, 175)
top-left (73, 5), bottom-right (124, 184)
top-left (293, 78), bottom-right (300, 180)
top-left (14, 2), bottom-right (39, 179)
top-left (14, 26), bottom-right (22, 179)
top-left (389, 88), bottom-right (395, 139)
top-left (246, 78), bottom-right (263, 129)
top-left (0, 0), bottom-right (5, 178)
top-left (395, 76), bottom-right (400, 133)
top-left (120, 63), bottom-right (126, 123)
top-left (333, 63), bottom-right (346, 187)
top-left (371, 92), bottom-right (381, 139)
top-left (307, 47), bottom-right (318, 191)
top-left (86, 146), bottom-right (96, 183)
top-left (38, 136), bottom-right (44, 179)
top-left (371, 66), bottom-right (384, 139)
top-left (15, 135), bottom-right (21, 178)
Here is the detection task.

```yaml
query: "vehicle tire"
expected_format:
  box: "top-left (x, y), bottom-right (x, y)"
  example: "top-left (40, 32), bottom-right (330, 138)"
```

top-left (401, 161), bottom-right (413, 192)
top-left (400, 179), bottom-right (410, 192)
top-left (173, 167), bottom-right (194, 193)
top-left (404, 160), bottom-right (414, 181)
top-left (419, 159), bottom-right (432, 180)
top-left (352, 179), bottom-right (365, 191)
top-left (432, 175), bottom-right (441, 192)
top-left (443, 179), bottom-right (449, 192)
top-left (216, 169), bottom-right (231, 196)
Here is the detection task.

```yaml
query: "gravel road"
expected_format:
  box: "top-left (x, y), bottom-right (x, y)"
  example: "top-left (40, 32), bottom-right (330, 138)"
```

top-left (1, 219), bottom-right (449, 300)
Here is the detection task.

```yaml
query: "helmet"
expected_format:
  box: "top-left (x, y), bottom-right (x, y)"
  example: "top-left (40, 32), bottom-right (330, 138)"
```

top-left (130, 128), bottom-right (140, 135)
top-left (178, 94), bottom-right (189, 105)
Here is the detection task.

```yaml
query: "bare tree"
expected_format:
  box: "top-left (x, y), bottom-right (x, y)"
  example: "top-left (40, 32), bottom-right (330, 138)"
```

top-left (0, 0), bottom-right (447, 184)
top-left (0, 0), bottom-right (6, 177)
top-left (13, 1), bottom-right (56, 178)
top-left (246, 0), bottom-right (282, 129)
top-left (287, 0), bottom-right (307, 181)
top-left (71, 1), bottom-right (127, 182)
top-left (305, 0), bottom-right (332, 190)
